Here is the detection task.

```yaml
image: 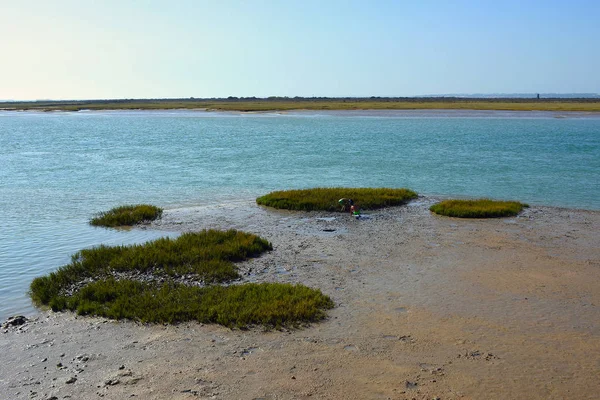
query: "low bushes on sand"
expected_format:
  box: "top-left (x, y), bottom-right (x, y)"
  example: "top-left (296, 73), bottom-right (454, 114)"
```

top-left (90, 204), bottom-right (163, 227)
top-left (256, 187), bottom-right (418, 212)
top-left (43, 280), bottom-right (334, 328)
top-left (30, 229), bottom-right (333, 327)
top-left (30, 229), bottom-right (272, 305)
top-left (429, 199), bottom-right (528, 218)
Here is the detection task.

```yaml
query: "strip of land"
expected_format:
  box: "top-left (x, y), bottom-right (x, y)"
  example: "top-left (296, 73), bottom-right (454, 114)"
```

top-left (2, 97), bottom-right (600, 112)
top-left (1, 198), bottom-right (599, 399)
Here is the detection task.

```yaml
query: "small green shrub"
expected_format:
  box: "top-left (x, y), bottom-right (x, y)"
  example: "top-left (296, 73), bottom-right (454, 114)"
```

top-left (30, 230), bottom-right (273, 305)
top-left (90, 204), bottom-right (163, 227)
top-left (41, 279), bottom-right (334, 328)
top-left (256, 187), bottom-right (418, 212)
top-left (429, 199), bottom-right (528, 218)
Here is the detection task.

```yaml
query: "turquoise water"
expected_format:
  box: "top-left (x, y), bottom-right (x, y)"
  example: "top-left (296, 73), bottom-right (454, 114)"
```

top-left (1, 109), bottom-right (599, 319)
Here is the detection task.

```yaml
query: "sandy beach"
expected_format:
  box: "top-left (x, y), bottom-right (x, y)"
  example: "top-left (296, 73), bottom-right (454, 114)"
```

top-left (2, 197), bottom-right (599, 399)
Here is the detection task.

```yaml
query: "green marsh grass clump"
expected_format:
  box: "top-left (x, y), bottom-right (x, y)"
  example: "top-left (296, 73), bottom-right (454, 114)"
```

top-left (256, 187), bottom-right (418, 212)
top-left (429, 199), bottom-right (528, 218)
top-left (30, 230), bottom-right (272, 307)
top-left (30, 228), bottom-right (334, 328)
top-left (38, 279), bottom-right (334, 328)
top-left (90, 204), bottom-right (163, 227)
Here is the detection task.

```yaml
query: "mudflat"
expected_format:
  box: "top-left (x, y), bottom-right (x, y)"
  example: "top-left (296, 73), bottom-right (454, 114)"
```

top-left (2, 198), bottom-right (599, 399)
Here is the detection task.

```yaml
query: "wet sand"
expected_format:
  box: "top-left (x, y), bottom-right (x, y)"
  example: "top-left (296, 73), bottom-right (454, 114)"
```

top-left (2, 198), bottom-right (599, 399)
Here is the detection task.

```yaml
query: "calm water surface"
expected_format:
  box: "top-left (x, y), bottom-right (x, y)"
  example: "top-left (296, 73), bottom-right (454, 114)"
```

top-left (1, 109), bottom-right (599, 319)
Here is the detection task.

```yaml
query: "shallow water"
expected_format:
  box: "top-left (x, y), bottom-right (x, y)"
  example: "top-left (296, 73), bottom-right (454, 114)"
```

top-left (0, 109), bottom-right (599, 320)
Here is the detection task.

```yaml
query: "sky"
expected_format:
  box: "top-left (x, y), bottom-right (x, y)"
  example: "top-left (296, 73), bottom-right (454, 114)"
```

top-left (1, 0), bottom-right (599, 100)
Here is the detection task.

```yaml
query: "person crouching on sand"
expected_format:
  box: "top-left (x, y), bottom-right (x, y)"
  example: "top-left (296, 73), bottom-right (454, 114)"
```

top-left (339, 198), bottom-right (347, 212)
top-left (339, 198), bottom-right (354, 212)
top-left (350, 204), bottom-right (361, 218)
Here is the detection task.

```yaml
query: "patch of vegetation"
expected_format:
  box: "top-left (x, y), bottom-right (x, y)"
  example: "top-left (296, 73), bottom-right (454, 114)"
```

top-left (90, 204), bottom-right (163, 227)
top-left (38, 279), bottom-right (334, 328)
top-left (30, 230), bottom-right (272, 306)
top-left (256, 187), bottom-right (418, 212)
top-left (30, 229), bottom-right (333, 327)
top-left (429, 199), bottom-right (528, 218)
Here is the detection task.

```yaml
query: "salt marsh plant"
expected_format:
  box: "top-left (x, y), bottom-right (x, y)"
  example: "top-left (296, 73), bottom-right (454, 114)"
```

top-left (429, 199), bottom-right (528, 218)
top-left (30, 229), bottom-right (333, 327)
top-left (256, 187), bottom-right (418, 211)
top-left (41, 280), bottom-right (334, 328)
top-left (28, 229), bottom-right (334, 328)
top-left (30, 229), bottom-right (272, 306)
top-left (90, 204), bottom-right (163, 227)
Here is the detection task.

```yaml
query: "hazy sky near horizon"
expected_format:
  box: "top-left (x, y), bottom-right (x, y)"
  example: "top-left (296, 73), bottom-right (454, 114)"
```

top-left (1, 0), bottom-right (599, 100)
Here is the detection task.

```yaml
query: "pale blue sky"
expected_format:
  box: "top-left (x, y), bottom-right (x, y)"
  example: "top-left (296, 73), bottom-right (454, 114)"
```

top-left (1, 0), bottom-right (599, 100)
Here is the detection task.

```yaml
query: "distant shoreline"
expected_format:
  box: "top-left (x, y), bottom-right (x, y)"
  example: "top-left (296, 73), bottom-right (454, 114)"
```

top-left (2, 97), bottom-right (600, 112)
top-left (3, 108), bottom-right (600, 120)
